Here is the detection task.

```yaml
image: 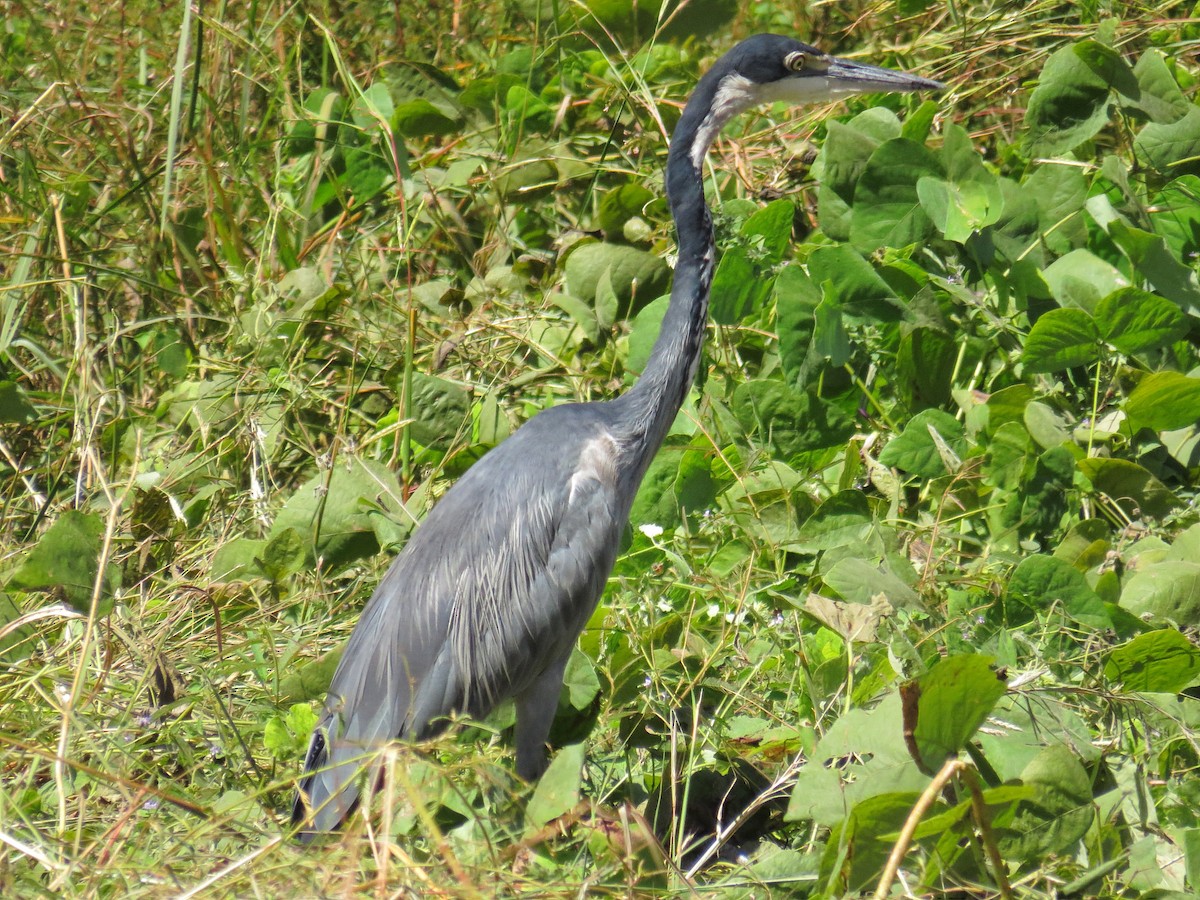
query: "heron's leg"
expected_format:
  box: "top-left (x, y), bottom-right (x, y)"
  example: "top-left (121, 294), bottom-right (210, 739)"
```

top-left (514, 653), bottom-right (570, 781)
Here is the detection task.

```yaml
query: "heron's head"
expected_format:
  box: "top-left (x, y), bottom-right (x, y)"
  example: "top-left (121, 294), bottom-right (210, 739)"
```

top-left (716, 33), bottom-right (944, 108)
top-left (678, 34), bottom-right (942, 166)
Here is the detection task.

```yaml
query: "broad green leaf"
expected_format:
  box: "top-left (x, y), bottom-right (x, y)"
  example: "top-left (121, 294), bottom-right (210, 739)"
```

top-left (824, 557), bottom-right (919, 608)
top-left (878, 409), bottom-right (967, 477)
top-left (260, 527), bottom-right (308, 581)
top-left (1151, 175), bottom-right (1200, 259)
top-left (742, 197), bottom-right (795, 262)
top-left (709, 245), bottom-right (761, 324)
top-left (1007, 554), bottom-right (1111, 628)
top-left (270, 457), bottom-right (407, 572)
top-left (807, 244), bottom-right (902, 320)
top-left (406, 372), bottom-right (470, 447)
top-left (0, 381), bottom-right (35, 423)
top-left (625, 295), bottom-right (669, 374)
top-left (11, 511), bottom-right (119, 613)
top-left (1024, 400), bottom-right (1071, 450)
top-left (278, 646), bottom-right (345, 704)
top-left (849, 138), bottom-right (943, 252)
top-left (1072, 40), bottom-right (1138, 96)
top-left (775, 264), bottom-right (824, 389)
top-left (1021, 308), bottom-right (1100, 373)
top-left (1026, 163), bottom-right (1089, 254)
top-left (998, 745), bottom-right (1094, 858)
top-left (1134, 105), bottom-right (1200, 176)
top-left (912, 654), bottom-right (1008, 770)
top-left (563, 242), bottom-right (670, 316)
top-left (1120, 561), bottom-right (1200, 623)
top-left (1024, 42), bottom-right (1113, 155)
top-left (732, 381), bottom-right (855, 458)
top-left (896, 326), bottom-right (955, 412)
top-left (1125, 371), bottom-right (1200, 432)
top-left (916, 175), bottom-right (1002, 243)
top-left (812, 288), bottom-right (850, 365)
top-left (597, 182), bottom-right (653, 237)
top-left (0, 593), bottom-right (35, 664)
top-left (1122, 49), bottom-right (1191, 123)
top-left (549, 291), bottom-right (600, 344)
top-left (391, 98), bottom-right (459, 137)
top-left (787, 692), bottom-right (929, 826)
top-left (1078, 457), bottom-right (1178, 520)
top-left (819, 791), bottom-right (929, 895)
top-left (210, 538), bottom-right (268, 582)
top-left (1104, 220), bottom-right (1200, 316)
top-left (1105, 629), bottom-right (1200, 693)
top-left (797, 490), bottom-right (872, 551)
top-left (562, 648), bottom-right (600, 710)
top-left (1042, 249), bottom-right (1128, 313)
top-left (1095, 287), bottom-right (1189, 354)
top-left (525, 742), bottom-right (585, 830)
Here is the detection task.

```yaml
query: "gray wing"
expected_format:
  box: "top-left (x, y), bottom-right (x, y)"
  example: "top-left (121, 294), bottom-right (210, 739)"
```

top-left (294, 406), bottom-right (623, 837)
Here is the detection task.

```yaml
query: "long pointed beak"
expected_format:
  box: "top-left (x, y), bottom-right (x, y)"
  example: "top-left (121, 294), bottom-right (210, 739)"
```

top-left (824, 57), bottom-right (945, 95)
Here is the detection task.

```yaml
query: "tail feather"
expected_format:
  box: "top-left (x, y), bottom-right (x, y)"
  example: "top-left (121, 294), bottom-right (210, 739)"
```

top-left (292, 719), bottom-right (368, 842)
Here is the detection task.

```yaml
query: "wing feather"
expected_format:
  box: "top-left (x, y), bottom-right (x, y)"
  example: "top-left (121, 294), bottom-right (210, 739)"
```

top-left (294, 407), bottom-right (624, 837)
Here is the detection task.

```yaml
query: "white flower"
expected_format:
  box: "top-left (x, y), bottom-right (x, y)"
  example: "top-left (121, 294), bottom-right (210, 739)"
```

top-left (638, 523), bottom-right (664, 539)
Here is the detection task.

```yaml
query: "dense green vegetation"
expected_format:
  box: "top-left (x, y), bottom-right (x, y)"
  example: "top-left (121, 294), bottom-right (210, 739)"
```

top-left (2, 0), bottom-right (1199, 895)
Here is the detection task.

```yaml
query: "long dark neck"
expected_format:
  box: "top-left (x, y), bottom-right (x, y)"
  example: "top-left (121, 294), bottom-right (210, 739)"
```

top-left (613, 69), bottom-right (748, 474)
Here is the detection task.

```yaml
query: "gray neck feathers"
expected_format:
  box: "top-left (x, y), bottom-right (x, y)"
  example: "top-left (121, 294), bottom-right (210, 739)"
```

top-left (614, 67), bottom-right (757, 476)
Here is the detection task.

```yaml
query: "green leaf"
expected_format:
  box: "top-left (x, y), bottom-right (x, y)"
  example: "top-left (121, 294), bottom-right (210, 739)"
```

top-left (1094, 287), bottom-right (1189, 354)
top-left (625, 295), bottom-right (669, 374)
top-left (563, 242), bottom-right (670, 316)
top-left (11, 511), bottom-right (119, 613)
top-left (824, 557), bottom-right (918, 608)
top-left (1134, 105), bottom-right (1200, 176)
top-left (597, 182), bottom-right (653, 238)
top-left (849, 138), bottom-right (943, 252)
top-left (1078, 457), bottom-right (1179, 520)
top-left (896, 326), bottom-right (955, 412)
top-left (1021, 308), bottom-right (1100, 373)
top-left (807, 245), bottom-right (902, 320)
top-left (787, 692), bottom-right (929, 827)
top-left (525, 742), bottom-right (585, 830)
top-left (878, 409), bottom-right (967, 477)
top-left (0, 593), bottom-right (35, 664)
top-left (1042, 249), bottom-right (1128, 313)
top-left (1026, 163), bottom-right (1089, 254)
top-left (775, 265), bottom-right (824, 389)
top-left (797, 490), bottom-right (872, 551)
top-left (390, 98), bottom-right (459, 137)
top-left (1105, 629), bottom-right (1200, 692)
top-left (998, 745), bottom-right (1094, 858)
top-left (210, 538), bottom-right (268, 582)
top-left (732, 381), bottom-right (855, 458)
top-left (1104, 220), bottom-right (1200, 316)
top-left (406, 372), bottom-right (470, 447)
top-left (278, 646), bottom-right (344, 704)
top-left (1024, 42), bottom-right (1113, 155)
top-left (270, 457), bottom-right (407, 573)
top-left (912, 654), bottom-right (1008, 770)
top-left (1122, 50), bottom-right (1191, 124)
top-left (1072, 40), bottom-right (1138, 96)
top-left (1125, 372), bottom-right (1200, 432)
top-left (1150, 175), bottom-right (1200, 259)
top-left (0, 381), bottom-right (36, 423)
top-left (709, 199), bottom-right (794, 324)
top-left (1120, 561), bottom-right (1200, 623)
top-left (1007, 554), bottom-right (1111, 628)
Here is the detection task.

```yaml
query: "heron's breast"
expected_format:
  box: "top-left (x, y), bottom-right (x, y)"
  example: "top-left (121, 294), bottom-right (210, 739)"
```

top-left (566, 430), bottom-right (620, 507)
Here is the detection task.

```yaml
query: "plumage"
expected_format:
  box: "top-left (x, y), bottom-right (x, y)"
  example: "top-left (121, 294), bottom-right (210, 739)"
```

top-left (293, 33), bottom-right (941, 841)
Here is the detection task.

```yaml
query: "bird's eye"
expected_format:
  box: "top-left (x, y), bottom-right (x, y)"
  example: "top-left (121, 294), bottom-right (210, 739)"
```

top-left (784, 51), bottom-right (808, 72)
